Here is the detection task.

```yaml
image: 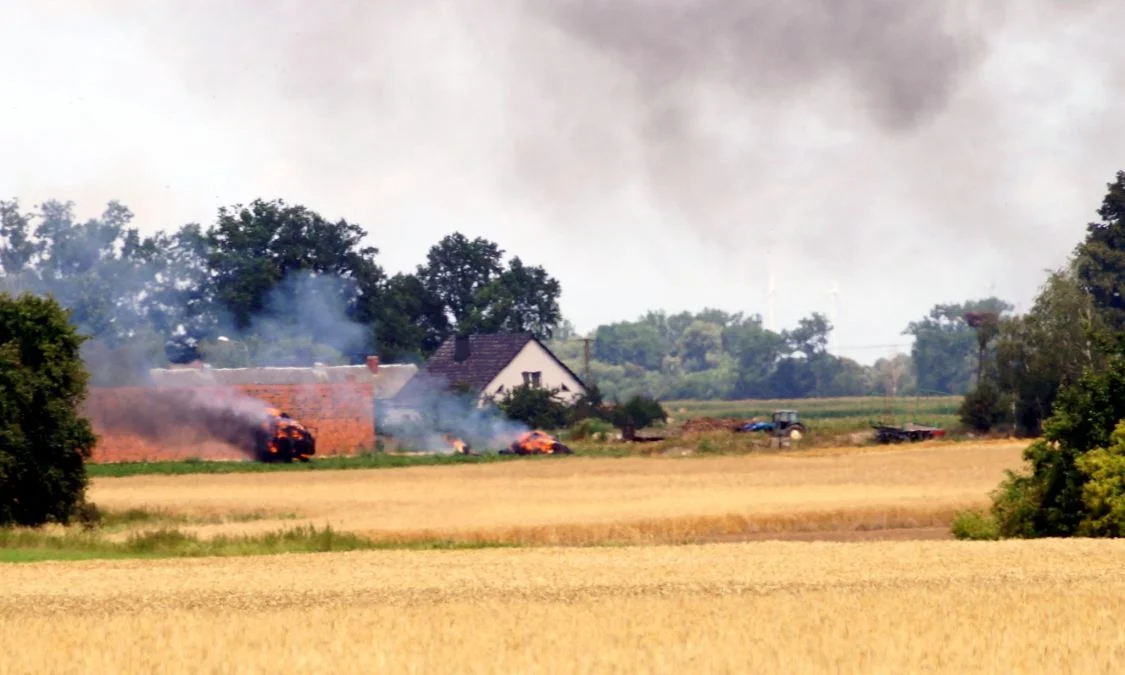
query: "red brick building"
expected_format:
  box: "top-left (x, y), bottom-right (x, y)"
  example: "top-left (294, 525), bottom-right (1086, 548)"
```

top-left (83, 357), bottom-right (418, 463)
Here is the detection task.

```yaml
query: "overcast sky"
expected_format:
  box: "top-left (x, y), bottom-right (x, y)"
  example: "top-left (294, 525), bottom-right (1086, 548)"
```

top-left (3, 1), bottom-right (1123, 364)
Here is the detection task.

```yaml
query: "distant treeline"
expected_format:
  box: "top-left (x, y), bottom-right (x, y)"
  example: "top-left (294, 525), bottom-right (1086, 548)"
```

top-left (5, 170), bottom-right (1125, 419)
top-left (546, 299), bottom-right (1008, 402)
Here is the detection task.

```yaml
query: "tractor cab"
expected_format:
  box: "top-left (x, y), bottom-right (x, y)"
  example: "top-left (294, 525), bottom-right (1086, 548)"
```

top-left (772, 410), bottom-right (806, 434)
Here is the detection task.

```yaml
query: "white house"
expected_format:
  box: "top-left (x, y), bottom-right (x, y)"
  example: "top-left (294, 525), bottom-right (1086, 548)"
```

top-left (392, 333), bottom-right (587, 408)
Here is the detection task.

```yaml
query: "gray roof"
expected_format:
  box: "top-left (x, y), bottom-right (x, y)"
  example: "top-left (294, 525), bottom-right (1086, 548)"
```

top-left (393, 333), bottom-right (585, 403)
top-left (371, 364), bottom-right (418, 399)
top-left (146, 363), bottom-right (418, 399)
top-left (401, 333), bottom-right (533, 395)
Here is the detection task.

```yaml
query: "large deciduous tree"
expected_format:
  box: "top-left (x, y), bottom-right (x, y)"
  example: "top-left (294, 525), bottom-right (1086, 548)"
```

top-left (417, 233), bottom-right (562, 341)
top-left (1074, 170), bottom-right (1125, 330)
top-left (203, 198), bottom-right (384, 364)
top-left (0, 292), bottom-right (97, 526)
top-left (904, 298), bottom-right (1012, 395)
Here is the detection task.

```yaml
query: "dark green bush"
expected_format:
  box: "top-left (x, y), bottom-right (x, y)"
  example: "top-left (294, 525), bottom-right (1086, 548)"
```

top-left (1074, 422), bottom-right (1125, 536)
top-left (958, 379), bottom-right (1010, 433)
top-left (609, 394), bottom-right (669, 439)
top-left (0, 292), bottom-right (97, 526)
top-left (985, 352), bottom-right (1125, 538)
top-left (497, 384), bottom-right (570, 430)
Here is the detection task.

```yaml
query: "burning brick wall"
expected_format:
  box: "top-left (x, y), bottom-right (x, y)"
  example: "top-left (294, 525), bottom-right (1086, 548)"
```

top-left (84, 357), bottom-right (392, 463)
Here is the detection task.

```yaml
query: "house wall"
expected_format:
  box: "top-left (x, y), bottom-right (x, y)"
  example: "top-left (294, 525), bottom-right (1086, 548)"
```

top-left (84, 381), bottom-right (376, 463)
top-left (480, 341), bottom-right (586, 404)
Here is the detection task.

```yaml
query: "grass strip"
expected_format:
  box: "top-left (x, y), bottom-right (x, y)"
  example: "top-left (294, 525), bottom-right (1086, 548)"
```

top-left (87, 451), bottom-right (532, 478)
top-left (0, 524), bottom-right (516, 564)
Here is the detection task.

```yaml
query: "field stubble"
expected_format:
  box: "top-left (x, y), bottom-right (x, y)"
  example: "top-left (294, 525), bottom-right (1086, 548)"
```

top-left (3, 540), bottom-right (1125, 673)
top-left (86, 439), bottom-right (1025, 546)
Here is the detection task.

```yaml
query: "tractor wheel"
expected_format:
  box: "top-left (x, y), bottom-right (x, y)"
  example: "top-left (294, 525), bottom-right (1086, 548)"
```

top-left (552, 442), bottom-right (573, 455)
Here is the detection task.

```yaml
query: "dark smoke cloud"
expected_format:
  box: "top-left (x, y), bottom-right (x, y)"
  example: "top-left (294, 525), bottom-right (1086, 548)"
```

top-left (5, 0), bottom-right (1124, 363)
top-left (85, 387), bottom-right (273, 460)
top-left (537, 0), bottom-right (993, 132)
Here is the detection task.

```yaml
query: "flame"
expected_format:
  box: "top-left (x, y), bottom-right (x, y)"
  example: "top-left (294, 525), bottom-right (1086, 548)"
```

top-left (444, 433), bottom-right (471, 454)
top-left (259, 409), bottom-right (315, 462)
top-left (511, 430), bottom-right (566, 455)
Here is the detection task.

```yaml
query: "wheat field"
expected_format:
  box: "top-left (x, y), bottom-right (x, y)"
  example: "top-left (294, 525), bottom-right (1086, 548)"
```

top-left (87, 439), bottom-right (1025, 544)
top-left (4, 539), bottom-right (1125, 673)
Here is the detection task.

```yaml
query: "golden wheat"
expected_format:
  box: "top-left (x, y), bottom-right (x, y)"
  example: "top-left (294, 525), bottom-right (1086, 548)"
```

top-left (87, 440), bottom-right (1025, 544)
top-left (3, 539), bottom-right (1125, 673)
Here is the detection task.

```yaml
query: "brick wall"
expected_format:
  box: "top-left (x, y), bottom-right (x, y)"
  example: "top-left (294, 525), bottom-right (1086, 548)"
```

top-left (84, 381), bottom-right (375, 463)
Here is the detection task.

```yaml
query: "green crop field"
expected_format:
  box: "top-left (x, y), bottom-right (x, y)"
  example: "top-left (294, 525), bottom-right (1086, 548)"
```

top-left (663, 396), bottom-right (963, 434)
top-left (665, 395), bottom-right (961, 420)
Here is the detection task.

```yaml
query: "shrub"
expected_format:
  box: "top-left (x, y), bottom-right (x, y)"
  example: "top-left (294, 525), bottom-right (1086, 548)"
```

top-left (1075, 422), bottom-right (1125, 537)
top-left (959, 379), bottom-right (1009, 433)
top-left (982, 351), bottom-right (1125, 538)
top-left (609, 394), bottom-right (668, 440)
top-left (497, 384), bottom-right (570, 430)
top-left (950, 509), bottom-right (1000, 540)
top-left (0, 292), bottom-right (97, 526)
top-left (990, 465), bottom-right (1045, 538)
top-left (567, 418), bottom-right (614, 442)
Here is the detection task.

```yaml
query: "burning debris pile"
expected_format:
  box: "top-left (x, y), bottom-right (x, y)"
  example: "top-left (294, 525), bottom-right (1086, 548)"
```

top-left (256, 408), bottom-right (317, 463)
top-left (500, 430), bottom-right (573, 455)
top-left (84, 387), bottom-right (316, 463)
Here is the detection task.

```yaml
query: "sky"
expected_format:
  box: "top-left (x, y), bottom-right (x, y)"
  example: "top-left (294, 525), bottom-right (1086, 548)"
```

top-left (2, 1), bottom-right (1123, 365)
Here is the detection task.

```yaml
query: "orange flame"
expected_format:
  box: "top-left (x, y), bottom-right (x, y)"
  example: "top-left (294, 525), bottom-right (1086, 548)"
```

top-left (511, 430), bottom-right (563, 454)
top-left (444, 433), bottom-right (470, 454)
top-left (261, 409), bottom-right (314, 461)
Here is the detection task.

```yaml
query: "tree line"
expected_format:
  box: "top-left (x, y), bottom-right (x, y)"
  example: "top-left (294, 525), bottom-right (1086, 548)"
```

top-left (548, 297), bottom-right (1012, 402)
top-left (0, 198), bottom-right (562, 383)
top-left (1, 194), bottom-right (1027, 400)
top-left (957, 171), bottom-right (1125, 437)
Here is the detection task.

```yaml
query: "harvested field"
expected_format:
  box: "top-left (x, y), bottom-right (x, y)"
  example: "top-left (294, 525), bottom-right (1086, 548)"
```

top-left (88, 440), bottom-right (1025, 544)
top-left (3, 539), bottom-right (1125, 673)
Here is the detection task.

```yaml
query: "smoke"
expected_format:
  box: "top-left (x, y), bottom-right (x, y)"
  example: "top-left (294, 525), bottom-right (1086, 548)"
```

top-left (5, 0), bottom-right (1124, 360)
top-left (84, 386), bottom-right (275, 460)
top-left (211, 270), bottom-right (373, 367)
top-left (379, 370), bottom-right (530, 453)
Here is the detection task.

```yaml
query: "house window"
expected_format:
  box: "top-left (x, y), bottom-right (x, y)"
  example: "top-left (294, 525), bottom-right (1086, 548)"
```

top-left (560, 384), bottom-right (570, 392)
top-left (522, 371), bottom-right (542, 387)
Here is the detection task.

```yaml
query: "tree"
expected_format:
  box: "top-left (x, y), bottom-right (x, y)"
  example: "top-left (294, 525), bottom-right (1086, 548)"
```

top-left (417, 233), bottom-right (504, 330)
top-left (594, 322), bottom-right (665, 371)
top-left (370, 273), bottom-right (448, 362)
top-left (205, 198), bottom-right (384, 364)
top-left (990, 350), bottom-right (1125, 538)
top-left (675, 320), bottom-right (723, 373)
top-left (727, 318), bottom-right (788, 398)
top-left (1074, 169), bottom-right (1125, 330)
top-left (416, 233), bottom-right (562, 342)
top-left (0, 199), bottom-right (166, 347)
top-left (994, 269), bottom-right (1103, 435)
top-left (870, 353), bottom-right (916, 397)
top-left (473, 257), bottom-right (562, 339)
top-left (608, 394), bottom-right (668, 440)
top-left (904, 298), bottom-right (1013, 395)
top-left (0, 292), bottom-right (97, 526)
top-left (497, 384), bottom-right (570, 430)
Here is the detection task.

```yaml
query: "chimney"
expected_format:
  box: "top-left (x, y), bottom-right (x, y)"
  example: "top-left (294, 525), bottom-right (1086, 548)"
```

top-left (454, 335), bottom-right (471, 362)
top-left (365, 356), bottom-right (380, 374)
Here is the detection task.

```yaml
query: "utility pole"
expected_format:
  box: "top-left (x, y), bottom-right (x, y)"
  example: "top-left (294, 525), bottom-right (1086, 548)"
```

top-left (583, 338), bottom-right (591, 385)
